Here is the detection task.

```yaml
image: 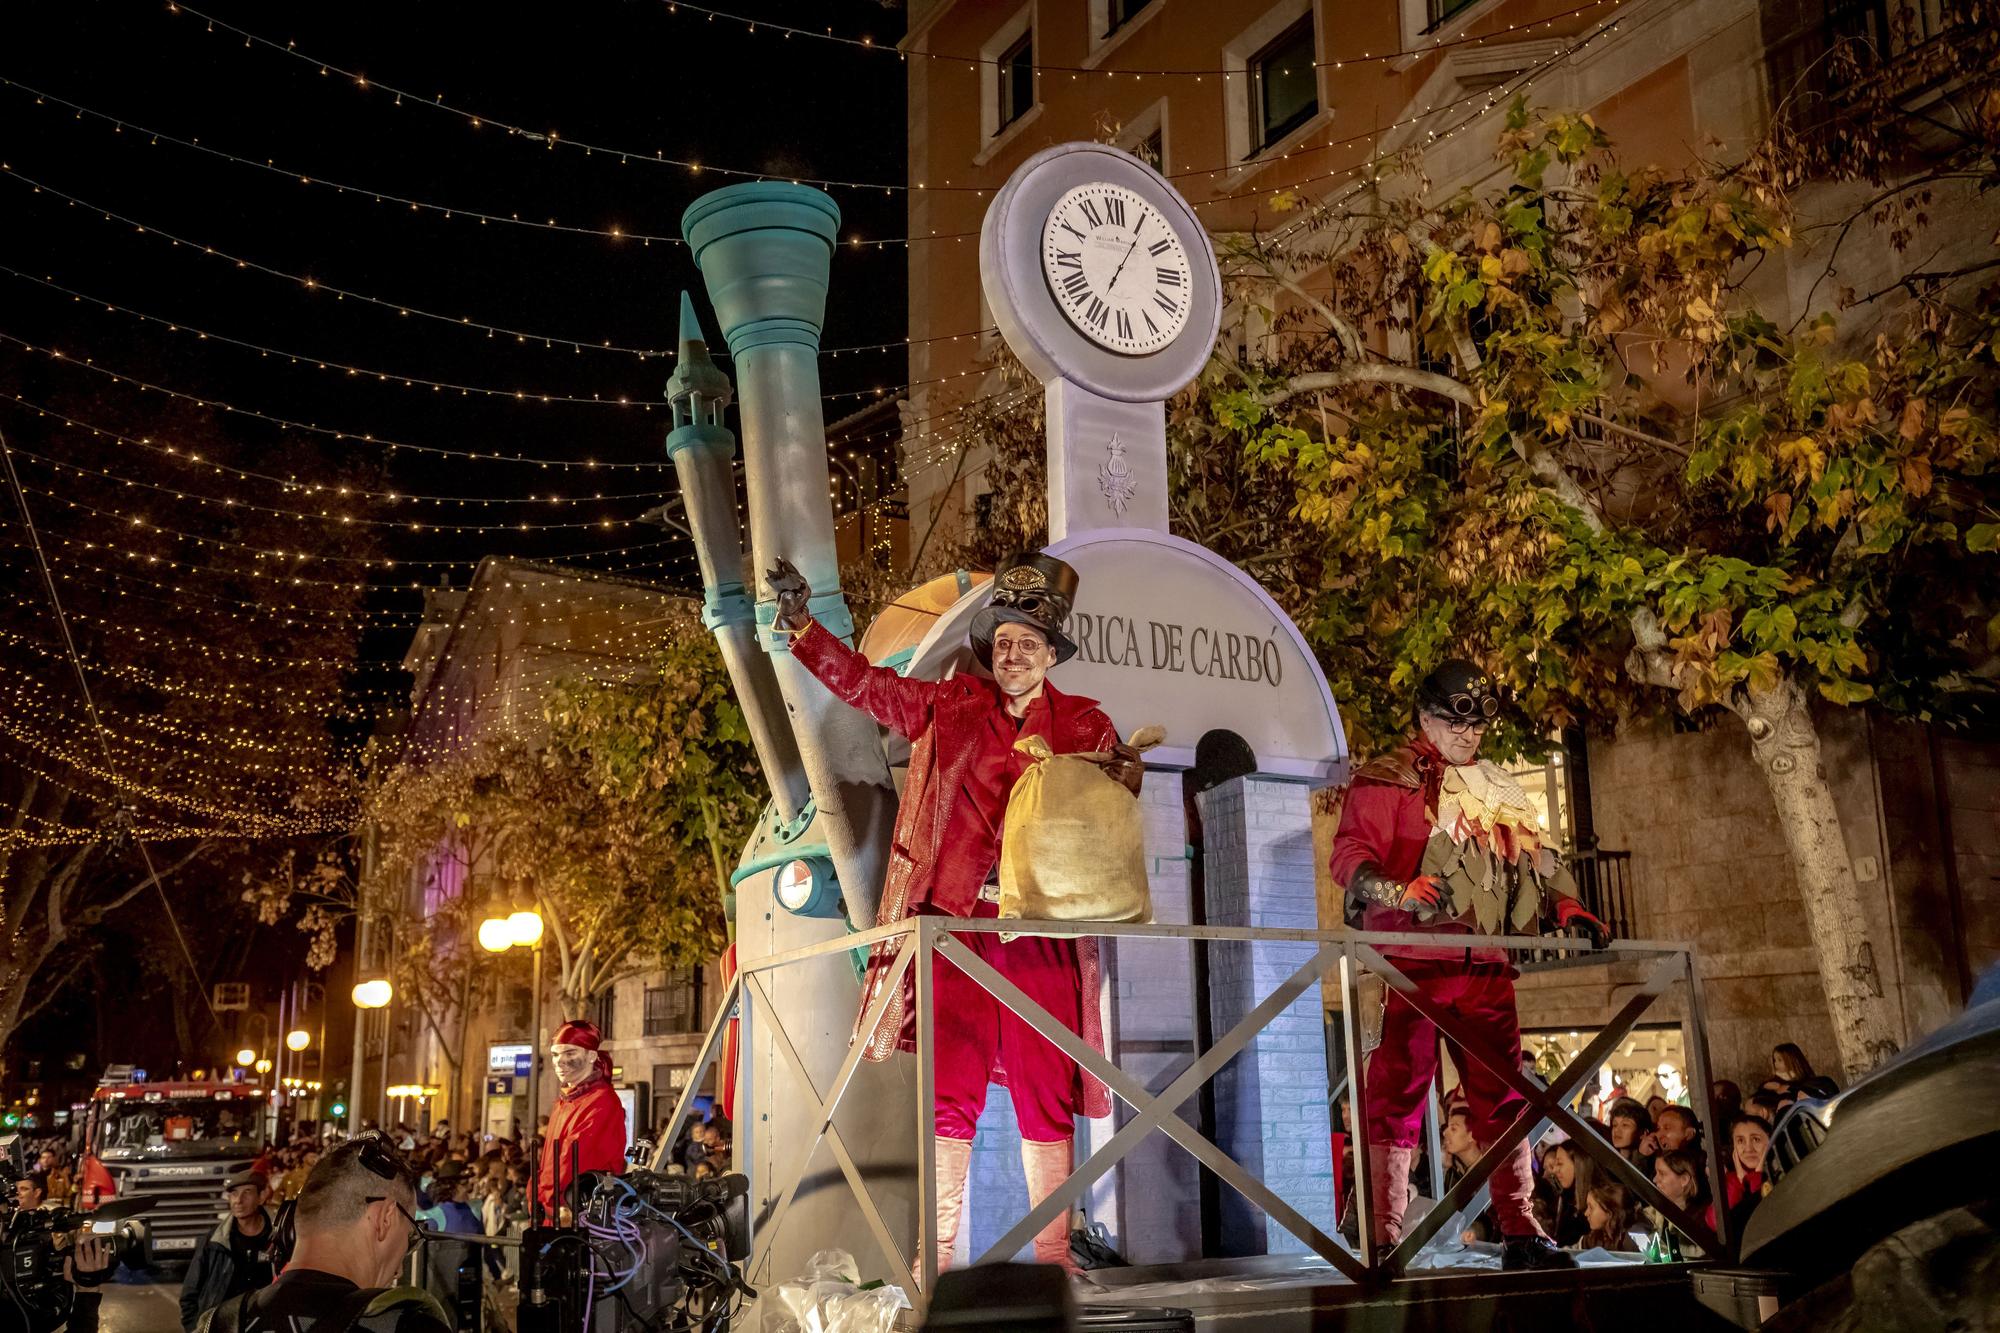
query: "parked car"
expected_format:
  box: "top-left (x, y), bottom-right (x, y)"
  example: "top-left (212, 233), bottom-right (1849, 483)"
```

top-left (1695, 965), bottom-right (2000, 1330)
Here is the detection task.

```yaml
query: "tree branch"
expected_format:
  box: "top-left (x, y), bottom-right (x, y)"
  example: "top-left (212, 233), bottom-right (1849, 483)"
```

top-left (11, 954), bottom-right (92, 1034)
top-left (1263, 364), bottom-right (1479, 411)
top-left (1267, 270), bottom-right (1364, 360)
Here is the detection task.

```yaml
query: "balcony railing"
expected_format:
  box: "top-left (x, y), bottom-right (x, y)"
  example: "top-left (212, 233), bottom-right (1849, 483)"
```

top-left (1763, 0), bottom-right (1958, 138)
top-left (1572, 848), bottom-right (1637, 942)
top-left (655, 916), bottom-right (1729, 1318)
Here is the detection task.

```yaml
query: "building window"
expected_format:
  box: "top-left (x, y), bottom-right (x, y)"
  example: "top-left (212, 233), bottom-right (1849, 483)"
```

top-left (643, 968), bottom-right (703, 1037)
top-left (1104, 0), bottom-right (1155, 38)
top-left (1505, 748), bottom-right (1572, 850)
top-left (998, 29), bottom-right (1034, 131)
top-left (1249, 15), bottom-right (1318, 154)
top-left (1428, 0), bottom-right (1481, 27)
top-left (1135, 127), bottom-right (1164, 170)
top-left (503, 984), bottom-right (532, 1036)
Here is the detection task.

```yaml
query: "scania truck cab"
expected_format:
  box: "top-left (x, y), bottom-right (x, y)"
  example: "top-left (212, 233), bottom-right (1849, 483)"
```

top-left (76, 1066), bottom-right (267, 1269)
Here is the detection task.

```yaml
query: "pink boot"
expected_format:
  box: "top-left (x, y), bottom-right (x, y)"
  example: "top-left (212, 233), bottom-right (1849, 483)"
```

top-left (918, 1137), bottom-right (974, 1283)
top-left (1367, 1144), bottom-right (1414, 1253)
top-left (1020, 1138), bottom-right (1081, 1274)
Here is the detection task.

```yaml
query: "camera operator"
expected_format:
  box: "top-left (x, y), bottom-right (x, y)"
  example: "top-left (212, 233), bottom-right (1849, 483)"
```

top-left (60, 1234), bottom-right (112, 1333)
top-left (13, 1176), bottom-right (50, 1215)
top-left (194, 1138), bottom-right (451, 1333)
top-left (180, 1171), bottom-right (275, 1331)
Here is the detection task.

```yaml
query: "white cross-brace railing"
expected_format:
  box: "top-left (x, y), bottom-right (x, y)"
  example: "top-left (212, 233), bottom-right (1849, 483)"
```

top-left (649, 917), bottom-right (1730, 1307)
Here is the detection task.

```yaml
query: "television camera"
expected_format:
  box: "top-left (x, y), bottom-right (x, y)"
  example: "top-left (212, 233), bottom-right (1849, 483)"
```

top-left (515, 1162), bottom-right (752, 1333)
top-left (0, 1134), bottom-right (148, 1333)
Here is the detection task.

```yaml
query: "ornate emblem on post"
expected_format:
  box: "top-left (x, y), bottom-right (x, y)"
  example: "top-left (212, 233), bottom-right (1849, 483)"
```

top-left (1099, 432), bottom-right (1136, 519)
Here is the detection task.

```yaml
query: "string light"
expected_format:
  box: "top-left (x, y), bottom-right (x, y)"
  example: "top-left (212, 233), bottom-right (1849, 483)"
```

top-left (2, 397), bottom-right (665, 509)
top-left (167, 1), bottom-right (984, 196)
top-left (0, 330), bottom-right (664, 470)
top-left (15, 480), bottom-right (684, 575)
top-left (160, 0), bottom-right (1620, 194)
top-left (2, 167), bottom-right (675, 361)
top-left (4, 441), bottom-right (644, 533)
top-left (3, 268), bottom-right (662, 409)
top-left (668, 0), bottom-right (1620, 77)
top-left (0, 254), bottom-right (980, 412)
top-left (2, 78), bottom-right (1007, 262)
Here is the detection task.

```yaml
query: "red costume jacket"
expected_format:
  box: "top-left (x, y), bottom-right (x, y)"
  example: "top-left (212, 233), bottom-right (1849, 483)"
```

top-left (536, 1075), bottom-right (626, 1212)
top-left (790, 620), bottom-right (1114, 1116)
top-left (1327, 737), bottom-right (1509, 962)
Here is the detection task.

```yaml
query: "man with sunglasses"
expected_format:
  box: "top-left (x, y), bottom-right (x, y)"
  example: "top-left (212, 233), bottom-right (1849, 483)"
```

top-left (767, 552), bottom-right (1141, 1276)
top-left (1329, 660), bottom-right (1610, 1272)
top-left (195, 1138), bottom-right (449, 1333)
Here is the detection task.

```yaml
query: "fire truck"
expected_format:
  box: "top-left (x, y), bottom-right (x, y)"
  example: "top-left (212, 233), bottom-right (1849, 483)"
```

top-left (75, 1066), bottom-right (269, 1268)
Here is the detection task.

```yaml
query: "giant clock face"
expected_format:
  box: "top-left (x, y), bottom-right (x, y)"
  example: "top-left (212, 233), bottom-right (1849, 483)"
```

top-left (1039, 181), bottom-right (1193, 356)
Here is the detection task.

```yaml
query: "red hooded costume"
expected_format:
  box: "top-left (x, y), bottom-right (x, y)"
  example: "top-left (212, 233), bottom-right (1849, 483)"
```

top-left (536, 1019), bottom-right (627, 1213)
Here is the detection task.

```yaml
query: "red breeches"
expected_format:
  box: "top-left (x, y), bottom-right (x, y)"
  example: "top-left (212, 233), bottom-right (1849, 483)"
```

top-left (931, 904), bottom-right (1083, 1144)
top-left (1365, 958), bottom-right (1539, 1237)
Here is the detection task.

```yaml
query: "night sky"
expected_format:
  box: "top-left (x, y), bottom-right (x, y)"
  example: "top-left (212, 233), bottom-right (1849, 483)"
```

top-left (1, 0), bottom-right (911, 1079)
top-left (6, 0), bottom-right (911, 611)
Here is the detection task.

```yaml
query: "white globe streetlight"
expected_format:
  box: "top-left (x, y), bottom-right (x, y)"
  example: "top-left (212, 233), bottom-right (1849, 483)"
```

top-left (506, 910), bottom-right (544, 948)
top-left (285, 1029), bottom-right (311, 1052)
top-left (351, 978), bottom-right (393, 1009)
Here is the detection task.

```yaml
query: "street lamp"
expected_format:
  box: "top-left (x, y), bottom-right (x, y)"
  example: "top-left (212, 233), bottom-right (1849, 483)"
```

top-left (479, 908), bottom-right (545, 1138)
top-left (352, 979), bottom-right (393, 1009)
top-left (286, 1030), bottom-right (311, 1052)
top-left (254, 1059), bottom-right (273, 1075)
top-left (235, 1048), bottom-right (257, 1068)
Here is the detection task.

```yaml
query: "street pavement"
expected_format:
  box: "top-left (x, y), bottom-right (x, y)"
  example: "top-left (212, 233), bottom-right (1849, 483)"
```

top-left (95, 1274), bottom-right (184, 1333)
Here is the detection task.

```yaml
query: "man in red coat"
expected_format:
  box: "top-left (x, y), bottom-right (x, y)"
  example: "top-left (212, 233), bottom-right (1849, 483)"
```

top-left (767, 552), bottom-right (1141, 1275)
top-left (1329, 661), bottom-right (1608, 1272)
top-left (536, 1019), bottom-right (626, 1218)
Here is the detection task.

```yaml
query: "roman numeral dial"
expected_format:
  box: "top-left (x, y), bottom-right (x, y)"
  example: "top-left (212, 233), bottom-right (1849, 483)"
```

top-left (1040, 180), bottom-right (1193, 355)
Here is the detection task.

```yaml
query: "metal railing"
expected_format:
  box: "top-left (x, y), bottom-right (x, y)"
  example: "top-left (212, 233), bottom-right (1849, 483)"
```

top-left (1572, 848), bottom-right (1636, 941)
top-left (1763, 0), bottom-right (1958, 138)
top-left (654, 917), bottom-right (1730, 1309)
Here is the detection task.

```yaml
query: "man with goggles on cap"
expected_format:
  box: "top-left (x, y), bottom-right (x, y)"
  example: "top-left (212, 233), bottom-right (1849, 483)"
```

top-left (1329, 659), bottom-right (1610, 1272)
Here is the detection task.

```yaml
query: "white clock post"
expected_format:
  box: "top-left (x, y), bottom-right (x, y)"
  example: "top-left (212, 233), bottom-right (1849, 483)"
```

top-left (979, 143), bottom-right (1222, 541)
top-left (958, 143), bottom-right (1346, 1265)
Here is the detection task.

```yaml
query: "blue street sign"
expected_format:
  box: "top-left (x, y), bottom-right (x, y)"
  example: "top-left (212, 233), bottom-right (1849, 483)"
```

top-left (514, 1053), bottom-right (533, 1078)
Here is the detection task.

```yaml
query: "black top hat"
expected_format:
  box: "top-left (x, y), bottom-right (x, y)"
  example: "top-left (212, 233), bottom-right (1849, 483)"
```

top-left (1416, 659), bottom-right (1504, 722)
top-left (970, 552), bottom-right (1080, 669)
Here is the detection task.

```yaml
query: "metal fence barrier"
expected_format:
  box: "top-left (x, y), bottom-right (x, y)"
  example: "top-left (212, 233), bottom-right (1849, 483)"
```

top-left (653, 917), bottom-right (1729, 1308)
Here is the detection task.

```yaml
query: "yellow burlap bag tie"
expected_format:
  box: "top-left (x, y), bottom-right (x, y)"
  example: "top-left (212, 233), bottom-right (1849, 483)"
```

top-left (996, 725), bottom-right (1165, 938)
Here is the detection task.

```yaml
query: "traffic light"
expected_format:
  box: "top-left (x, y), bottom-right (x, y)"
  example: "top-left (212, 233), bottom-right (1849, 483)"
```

top-left (329, 1102), bottom-right (347, 1118)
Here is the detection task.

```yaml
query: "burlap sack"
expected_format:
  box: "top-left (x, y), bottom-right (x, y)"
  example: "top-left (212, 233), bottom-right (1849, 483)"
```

top-left (996, 725), bottom-right (1165, 933)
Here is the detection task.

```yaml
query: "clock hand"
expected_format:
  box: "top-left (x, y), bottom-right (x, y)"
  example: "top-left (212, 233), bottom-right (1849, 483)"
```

top-left (1105, 232), bottom-right (1142, 296)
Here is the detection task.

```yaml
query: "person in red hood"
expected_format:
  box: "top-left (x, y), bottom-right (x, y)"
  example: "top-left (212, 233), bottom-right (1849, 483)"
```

top-left (536, 1020), bottom-right (626, 1217)
top-left (1329, 660), bottom-right (1610, 1273)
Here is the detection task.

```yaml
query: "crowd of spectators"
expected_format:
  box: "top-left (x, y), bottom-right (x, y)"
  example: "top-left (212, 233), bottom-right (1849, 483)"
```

top-left (1342, 1038), bottom-right (1837, 1265)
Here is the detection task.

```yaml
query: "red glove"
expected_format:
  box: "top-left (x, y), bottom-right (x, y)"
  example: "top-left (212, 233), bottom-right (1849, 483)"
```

top-left (1398, 875), bottom-right (1445, 913)
top-left (1555, 897), bottom-right (1611, 948)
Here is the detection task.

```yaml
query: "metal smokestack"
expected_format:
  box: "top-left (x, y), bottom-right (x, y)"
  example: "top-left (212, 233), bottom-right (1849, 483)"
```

top-left (681, 183), bottom-right (897, 931)
top-left (663, 292), bottom-right (810, 826)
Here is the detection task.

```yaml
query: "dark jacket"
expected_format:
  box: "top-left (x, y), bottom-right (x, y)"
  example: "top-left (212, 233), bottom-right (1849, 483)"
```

top-left (179, 1211), bottom-right (274, 1332)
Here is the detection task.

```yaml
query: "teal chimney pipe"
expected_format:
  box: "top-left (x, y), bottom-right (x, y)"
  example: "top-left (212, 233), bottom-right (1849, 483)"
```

top-left (682, 182), bottom-right (897, 932)
top-left (664, 292), bottom-right (810, 828)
